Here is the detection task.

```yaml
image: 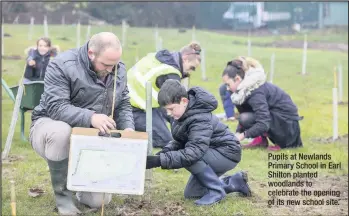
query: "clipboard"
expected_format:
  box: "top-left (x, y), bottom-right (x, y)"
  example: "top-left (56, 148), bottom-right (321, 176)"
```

top-left (67, 127), bottom-right (148, 195)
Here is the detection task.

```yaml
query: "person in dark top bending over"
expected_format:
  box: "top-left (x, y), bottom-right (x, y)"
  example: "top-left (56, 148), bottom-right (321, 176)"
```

top-left (222, 56), bottom-right (303, 151)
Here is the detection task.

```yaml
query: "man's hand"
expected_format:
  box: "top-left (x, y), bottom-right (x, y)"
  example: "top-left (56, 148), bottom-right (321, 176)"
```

top-left (146, 155), bottom-right (161, 169)
top-left (91, 114), bottom-right (116, 134)
top-left (236, 132), bottom-right (245, 141)
top-left (28, 60), bottom-right (36, 67)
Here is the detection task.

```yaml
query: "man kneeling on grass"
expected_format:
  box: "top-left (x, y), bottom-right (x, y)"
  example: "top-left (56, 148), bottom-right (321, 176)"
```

top-left (145, 80), bottom-right (251, 206)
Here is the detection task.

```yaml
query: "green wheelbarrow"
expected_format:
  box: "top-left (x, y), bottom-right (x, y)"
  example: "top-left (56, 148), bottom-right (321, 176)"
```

top-left (2, 79), bottom-right (44, 141)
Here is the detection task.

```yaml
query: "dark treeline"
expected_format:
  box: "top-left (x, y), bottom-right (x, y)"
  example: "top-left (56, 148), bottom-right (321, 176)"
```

top-left (2, 2), bottom-right (230, 29)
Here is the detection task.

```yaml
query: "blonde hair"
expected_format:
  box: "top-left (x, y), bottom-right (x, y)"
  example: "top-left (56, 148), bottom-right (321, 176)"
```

top-left (223, 56), bottom-right (262, 79)
top-left (180, 41), bottom-right (202, 61)
top-left (236, 56), bottom-right (262, 72)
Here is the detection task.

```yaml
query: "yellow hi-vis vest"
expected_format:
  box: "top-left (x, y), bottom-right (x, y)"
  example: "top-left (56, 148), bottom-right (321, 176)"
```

top-left (127, 53), bottom-right (182, 110)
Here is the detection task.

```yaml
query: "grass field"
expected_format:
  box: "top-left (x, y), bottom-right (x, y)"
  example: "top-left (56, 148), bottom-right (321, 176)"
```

top-left (1, 24), bottom-right (348, 216)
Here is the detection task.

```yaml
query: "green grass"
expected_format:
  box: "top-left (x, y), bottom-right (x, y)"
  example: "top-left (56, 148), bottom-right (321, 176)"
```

top-left (2, 24), bottom-right (348, 216)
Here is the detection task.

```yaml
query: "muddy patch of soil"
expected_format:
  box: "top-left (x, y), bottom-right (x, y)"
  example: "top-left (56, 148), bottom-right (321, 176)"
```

top-left (107, 197), bottom-right (189, 216)
top-left (2, 154), bottom-right (26, 164)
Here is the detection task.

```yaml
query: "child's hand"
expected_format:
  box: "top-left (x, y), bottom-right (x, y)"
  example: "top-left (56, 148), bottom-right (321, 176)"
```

top-left (236, 132), bottom-right (245, 141)
top-left (146, 155), bottom-right (161, 169)
top-left (28, 60), bottom-right (36, 67)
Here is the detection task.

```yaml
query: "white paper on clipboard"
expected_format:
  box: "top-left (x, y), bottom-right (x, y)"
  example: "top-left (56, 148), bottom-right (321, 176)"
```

top-left (67, 134), bottom-right (148, 195)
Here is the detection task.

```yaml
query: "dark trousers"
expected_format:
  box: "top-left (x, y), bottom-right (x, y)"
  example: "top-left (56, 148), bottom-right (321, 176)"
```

top-left (219, 84), bottom-right (235, 118)
top-left (237, 112), bottom-right (303, 149)
top-left (184, 149), bottom-right (237, 198)
top-left (133, 107), bottom-right (172, 148)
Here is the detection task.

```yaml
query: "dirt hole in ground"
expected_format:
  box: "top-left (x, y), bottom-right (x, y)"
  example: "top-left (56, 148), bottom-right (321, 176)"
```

top-left (2, 154), bottom-right (26, 164)
top-left (109, 197), bottom-right (189, 216)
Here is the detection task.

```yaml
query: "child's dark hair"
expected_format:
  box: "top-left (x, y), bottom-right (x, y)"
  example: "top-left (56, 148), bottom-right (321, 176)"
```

top-left (222, 56), bottom-right (261, 79)
top-left (37, 37), bottom-right (51, 47)
top-left (158, 80), bottom-right (188, 107)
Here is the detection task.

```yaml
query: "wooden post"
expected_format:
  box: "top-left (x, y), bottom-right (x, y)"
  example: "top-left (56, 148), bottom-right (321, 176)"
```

top-left (338, 63), bottom-right (343, 103)
top-left (201, 48), bottom-right (207, 81)
top-left (181, 77), bottom-right (190, 91)
top-left (247, 30), bottom-right (251, 56)
top-left (76, 20), bottom-right (81, 48)
top-left (10, 180), bottom-right (16, 216)
top-left (2, 18), bottom-right (4, 56)
top-left (135, 46), bottom-right (139, 63)
top-left (28, 17), bottom-right (34, 40)
top-left (158, 37), bottom-right (163, 51)
top-left (146, 81), bottom-right (153, 181)
top-left (86, 24), bottom-right (91, 42)
top-left (333, 67), bottom-right (338, 140)
top-left (122, 20), bottom-right (127, 47)
top-left (301, 34), bottom-right (308, 75)
top-left (154, 25), bottom-right (159, 51)
top-left (269, 53), bottom-right (275, 83)
top-left (333, 88), bottom-right (338, 141)
top-left (43, 15), bottom-right (49, 37)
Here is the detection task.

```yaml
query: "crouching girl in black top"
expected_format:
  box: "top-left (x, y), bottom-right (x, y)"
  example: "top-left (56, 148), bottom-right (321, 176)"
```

top-left (222, 56), bottom-right (303, 151)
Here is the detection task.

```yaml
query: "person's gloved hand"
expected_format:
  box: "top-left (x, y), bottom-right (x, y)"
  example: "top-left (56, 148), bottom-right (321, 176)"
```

top-left (146, 155), bottom-right (161, 169)
top-left (155, 148), bottom-right (170, 155)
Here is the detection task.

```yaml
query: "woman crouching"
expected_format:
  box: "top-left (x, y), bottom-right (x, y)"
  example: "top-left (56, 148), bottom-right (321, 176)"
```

top-left (222, 56), bottom-right (303, 151)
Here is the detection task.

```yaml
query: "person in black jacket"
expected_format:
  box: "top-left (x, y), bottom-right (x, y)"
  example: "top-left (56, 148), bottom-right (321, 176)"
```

top-left (145, 80), bottom-right (251, 206)
top-left (24, 37), bottom-right (58, 82)
top-left (222, 56), bottom-right (303, 151)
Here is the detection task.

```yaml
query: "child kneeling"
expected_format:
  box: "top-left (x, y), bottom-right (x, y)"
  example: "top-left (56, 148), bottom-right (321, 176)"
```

top-left (145, 80), bottom-right (251, 206)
